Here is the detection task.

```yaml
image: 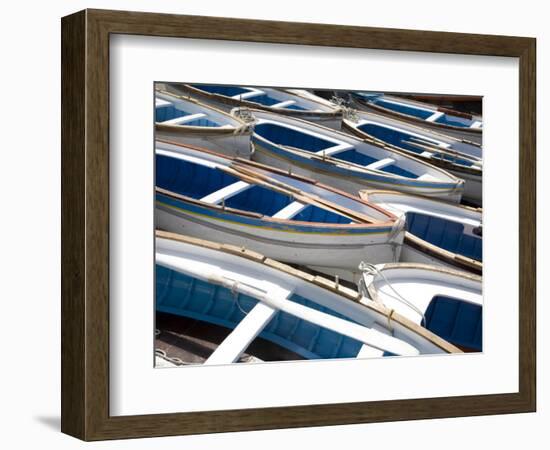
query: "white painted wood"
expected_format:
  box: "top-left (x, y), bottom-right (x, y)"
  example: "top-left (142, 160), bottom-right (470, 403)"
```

top-left (155, 97), bottom-right (172, 107)
top-left (204, 302), bottom-right (277, 365)
top-left (425, 111), bottom-right (445, 122)
top-left (356, 344), bottom-right (385, 358)
top-left (378, 97), bottom-right (435, 114)
top-left (161, 112), bottom-right (207, 125)
top-left (271, 201), bottom-right (307, 219)
top-left (316, 143), bottom-right (354, 157)
top-left (366, 158), bottom-right (395, 171)
top-left (417, 173), bottom-right (441, 182)
top-left (200, 181), bottom-right (250, 204)
top-left (272, 100), bottom-right (296, 108)
top-left (155, 148), bottom-right (220, 169)
top-left (231, 88), bottom-right (263, 100)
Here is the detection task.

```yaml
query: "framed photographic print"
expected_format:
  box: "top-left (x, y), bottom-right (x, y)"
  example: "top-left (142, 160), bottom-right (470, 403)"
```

top-left (61, 9), bottom-right (536, 441)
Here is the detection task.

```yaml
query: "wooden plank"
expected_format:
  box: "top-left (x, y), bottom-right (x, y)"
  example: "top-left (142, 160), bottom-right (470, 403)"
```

top-left (200, 181), bottom-right (250, 204)
top-left (366, 157), bottom-right (395, 171)
top-left (161, 113), bottom-right (207, 125)
top-left (204, 303), bottom-right (277, 365)
top-left (61, 10), bottom-right (87, 440)
top-left (271, 201), bottom-right (307, 219)
top-left (220, 243), bottom-right (266, 263)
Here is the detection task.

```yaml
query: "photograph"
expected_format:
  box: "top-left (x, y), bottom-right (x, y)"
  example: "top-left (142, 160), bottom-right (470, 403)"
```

top-left (153, 83), bottom-right (483, 367)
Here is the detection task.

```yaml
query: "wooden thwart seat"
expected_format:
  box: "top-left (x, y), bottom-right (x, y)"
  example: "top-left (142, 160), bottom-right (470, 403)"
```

top-left (366, 157), bottom-right (396, 171)
top-left (200, 181), bottom-right (251, 204)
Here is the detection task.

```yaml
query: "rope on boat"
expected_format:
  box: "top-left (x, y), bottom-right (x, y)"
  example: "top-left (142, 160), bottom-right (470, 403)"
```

top-left (331, 95), bottom-right (359, 122)
top-left (230, 280), bottom-right (253, 316)
top-left (358, 262), bottom-right (426, 328)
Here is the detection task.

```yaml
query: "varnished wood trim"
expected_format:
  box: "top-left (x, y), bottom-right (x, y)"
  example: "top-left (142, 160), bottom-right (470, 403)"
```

top-left (61, 10), bottom-right (87, 439)
top-left (518, 38), bottom-right (536, 411)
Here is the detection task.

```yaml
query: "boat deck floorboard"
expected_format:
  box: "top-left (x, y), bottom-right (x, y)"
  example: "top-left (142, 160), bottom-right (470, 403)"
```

top-left (155, 312), bottom-right (305, 365)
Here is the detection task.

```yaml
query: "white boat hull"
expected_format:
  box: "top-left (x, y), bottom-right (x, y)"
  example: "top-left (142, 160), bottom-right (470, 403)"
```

top-left (156, 205), bottom-right (403, 281)
top-left (449, 168), bottom-right (482, 206)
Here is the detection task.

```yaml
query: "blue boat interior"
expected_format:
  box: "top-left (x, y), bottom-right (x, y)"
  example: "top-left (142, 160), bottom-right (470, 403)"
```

top-left (224, 185), bottom-right (351, 223)
top-left (372, 98), bottom-right (435, 120)
top-left (255, 122), bottom-right (419, 178)
top-left (156, 104), bottom-right (191, 122)
top-left (362, 95), bottom-right (476, 128)
top-left (356, 92), bottom-right (383, 101)
top-left (193, 84), bottom-right (309, 110)
top-left (156, 100), bottom-right (220, 127)
top-left (406, 212), bottom-right (482, 261)
top-left (156, 266), bottom-right (392, 359)
top-left (156, 154), bottom-right (240, 199)
top-left (422, 295), bottom-right (482, 351)
top-left (184, 117), bottom-right (221, 127)
top-left (434, 114), bottom-right (474, 128)
top-left (255, 122), bottom-right (336, 152)
top-left (224, 184), bottom-right (292, 216)
top-left (156, 154), bottom-right (352, 223)
top-left (335, 149), bottom-right (418, 178)
top-left (282, 103), bottom-right (307, 111)
top-left (357, 123), bottom-right (474, 167)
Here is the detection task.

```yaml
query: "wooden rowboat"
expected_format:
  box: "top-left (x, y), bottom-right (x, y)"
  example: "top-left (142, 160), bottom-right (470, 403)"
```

top-left (350, 92), bottom-right (483, 144)
top-left (160, 83), bottom-right (343, 129)
top-left (155, 90), bottom-right (253, 157)
top-left (343, 109), bottom-right (482, 205)
top-left (155, 140), bottom-right (406, 281)
top-left (360, 190), bottom-right (482, 275)
top-left (238, 108), bottom-right (465, 203)
top-left (156, 231), bottom-right (461, 364)
top-left (359, 262), bottom-right (482, 352)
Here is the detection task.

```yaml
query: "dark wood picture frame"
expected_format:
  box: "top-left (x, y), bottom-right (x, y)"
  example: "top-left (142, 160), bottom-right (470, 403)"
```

top-left (61, 8), bottom-right (536, 441)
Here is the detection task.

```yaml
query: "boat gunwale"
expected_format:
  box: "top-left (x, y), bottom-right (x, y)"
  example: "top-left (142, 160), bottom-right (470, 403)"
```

top-left (173, 83), bottom-right (344, 118)
top-left (365, 261), bottom-right (482, 304)
top-left (155, 122), bottom-right (253, 136)
top-left (359, 189), bottom-right (482, 214)
top-left (403, 232), bottom-right (482, 274)
top-left (156, 230), bottom-right (463, 354)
